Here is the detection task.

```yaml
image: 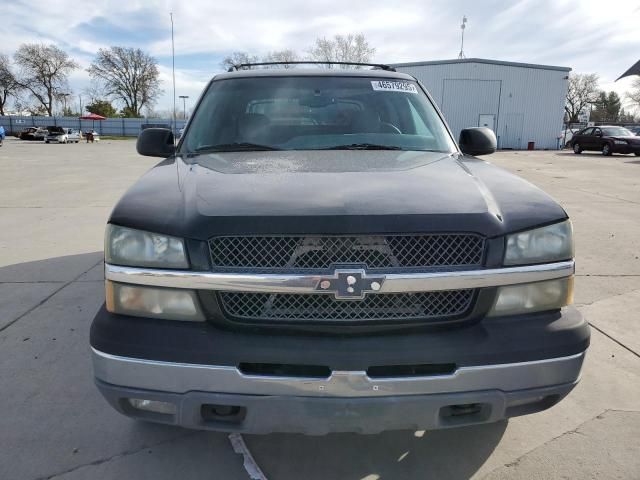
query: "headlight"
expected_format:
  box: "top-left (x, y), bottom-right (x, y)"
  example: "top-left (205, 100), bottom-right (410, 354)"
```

top-left (489, 277), bottom-right (573, 317)
top-left (105, 224), bottom-right (188, 268)
top-left (106, 281), bottom-right (204, 321)
top-left (504, 220), bottom-right (573, 266)
top-left (613, 140), bottom-right (627, 145)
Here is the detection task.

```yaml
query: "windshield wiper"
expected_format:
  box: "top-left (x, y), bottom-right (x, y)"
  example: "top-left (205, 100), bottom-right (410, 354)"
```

top-left (322, 143), bottom-right (403, 150)
top-left (193, 142), bottom-right (281, 153)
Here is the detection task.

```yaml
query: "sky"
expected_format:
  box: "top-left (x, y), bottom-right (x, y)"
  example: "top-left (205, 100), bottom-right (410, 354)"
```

top-left (3, 0), bottom-right (639, 115)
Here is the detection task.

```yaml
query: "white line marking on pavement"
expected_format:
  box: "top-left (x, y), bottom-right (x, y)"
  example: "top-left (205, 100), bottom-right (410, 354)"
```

top-left (228, 433), bottom-right (269, 480)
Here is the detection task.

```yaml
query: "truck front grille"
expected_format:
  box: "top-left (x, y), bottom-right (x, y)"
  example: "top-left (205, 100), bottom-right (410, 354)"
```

top-left (209, 234), bottom-right (484, 271)
top-left (217, 290), bottom-right (474, 323)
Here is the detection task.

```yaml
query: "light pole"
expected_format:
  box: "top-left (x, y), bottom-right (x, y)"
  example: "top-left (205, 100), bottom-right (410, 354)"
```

top-left (179, 95), bottom-right (189, 119)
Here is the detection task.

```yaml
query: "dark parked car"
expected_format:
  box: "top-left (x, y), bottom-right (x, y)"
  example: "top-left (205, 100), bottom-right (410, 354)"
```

top-left (569, 125), bottom-right (640, 156)
top-left (19, 126), bottom-right (48, 141)
top-left (91, 63), bottom-right (588, 434)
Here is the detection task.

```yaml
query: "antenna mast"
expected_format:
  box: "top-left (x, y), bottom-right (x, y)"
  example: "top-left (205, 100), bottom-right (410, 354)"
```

top-left (170, 12), bottom-right (177, 144)
top-left (458, 15), bottom-right (467, 59)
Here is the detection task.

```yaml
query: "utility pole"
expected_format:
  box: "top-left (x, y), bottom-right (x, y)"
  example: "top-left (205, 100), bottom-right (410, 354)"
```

top-left (458, 16), bottom-right (467, 59)
top-left (179, 95), bottom-right (189, 119)
top-left (78, 94), bottom-right (83, 114)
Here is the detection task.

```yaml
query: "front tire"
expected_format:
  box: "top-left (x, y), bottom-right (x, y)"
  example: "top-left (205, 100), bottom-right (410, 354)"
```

top-left (573, 143), bottom-right (582, 154)
top-left (602, 143), bottom-right (612, 156)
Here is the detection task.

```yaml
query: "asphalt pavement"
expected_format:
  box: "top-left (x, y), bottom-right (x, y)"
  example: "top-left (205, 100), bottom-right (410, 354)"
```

top-left (1, 138), bottom-right (638, 479)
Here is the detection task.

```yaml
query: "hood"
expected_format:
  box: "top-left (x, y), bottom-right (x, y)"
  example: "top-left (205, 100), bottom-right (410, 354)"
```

top-left (109, 150), bottom-right (567, 240)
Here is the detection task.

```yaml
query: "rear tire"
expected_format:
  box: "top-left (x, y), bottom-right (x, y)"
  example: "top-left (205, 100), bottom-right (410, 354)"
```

top-left (573, 143), bottom-right (582, 154)
top-left (635, 153), bottom-right (640, 157)
top-left (602, 143), bottom-right (612, 156)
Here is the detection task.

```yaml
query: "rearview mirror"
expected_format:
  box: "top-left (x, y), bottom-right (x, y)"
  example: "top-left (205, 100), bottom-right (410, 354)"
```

top-left (458, 127), bottom-right (497, 156)
top-left (137, 128), bottom-right (176, 158)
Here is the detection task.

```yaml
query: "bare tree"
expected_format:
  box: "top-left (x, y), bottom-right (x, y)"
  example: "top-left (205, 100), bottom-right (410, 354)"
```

top-left (263, 49), bottom-right (299, 67)
top-left (14, 44), bottom-right (78, 116)
top-left (82, 79), bottom-right (108, 106)
top-left (565, 73), bottom-right (599, 123)
top-left (221, 51), bottom-right (260, 71)
top-left (626, 77), bottom-right (640, 113)
top-left (88, 47), bottom-right (162, 117)
top-left (308, 33), bottom-right (376, 67)
top-left (0, 53), bottom-right (21, 115)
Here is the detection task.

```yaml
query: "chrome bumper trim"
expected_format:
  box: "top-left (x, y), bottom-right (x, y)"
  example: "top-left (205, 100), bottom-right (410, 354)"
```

top-left (104, 260), bottom-right (574, 294)
top-left (92, 348), bottom-right (585, 397)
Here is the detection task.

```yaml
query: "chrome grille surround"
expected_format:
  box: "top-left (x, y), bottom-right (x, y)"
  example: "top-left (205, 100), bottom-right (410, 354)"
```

top-left (208, 234), bottom-right (485, 271)
top-left (217, 290), bottom-right (475, 323)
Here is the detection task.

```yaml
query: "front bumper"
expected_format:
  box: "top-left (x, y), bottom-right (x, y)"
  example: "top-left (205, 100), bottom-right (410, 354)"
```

top-left (91, 306), bottom-right (588, 434)
top-left (612, 143), bottom-right (640, 154)
top-left (95, 376), bottom-right (580, 435)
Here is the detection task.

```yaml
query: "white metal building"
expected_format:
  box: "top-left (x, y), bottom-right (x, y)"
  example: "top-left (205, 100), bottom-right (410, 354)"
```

top-left (393, 58), bottom-right (571, 150)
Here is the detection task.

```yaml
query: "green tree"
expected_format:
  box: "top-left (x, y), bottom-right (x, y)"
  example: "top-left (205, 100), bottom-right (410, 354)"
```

top-left (86, 100), bottom-right (118, 117)
top-left (120, 106), bottom-right (142, 118)
top-left (591, 91), bottom-right (622, 122)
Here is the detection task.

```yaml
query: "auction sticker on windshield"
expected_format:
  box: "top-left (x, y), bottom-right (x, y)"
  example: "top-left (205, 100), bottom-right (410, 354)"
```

top-left (371, 80), bottom-right (418, 93)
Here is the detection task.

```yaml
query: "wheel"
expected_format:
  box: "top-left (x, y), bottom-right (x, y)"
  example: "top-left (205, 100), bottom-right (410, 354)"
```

top-left (45, 140), bottom-right (49, 144)
top-left (635, 153), bottom-right (640, 157)
top-left (602, 143), bottom-right (612, 156)
top-left (573, 143), bottom-right (582, 154)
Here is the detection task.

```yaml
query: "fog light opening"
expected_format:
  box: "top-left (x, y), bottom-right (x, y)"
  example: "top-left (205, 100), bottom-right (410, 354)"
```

top-left (201, 404), bottom-right (246, 424)
top-left (127, 398), bottom-right (176, 415)
top-left (439, 402), bottom-right (491, 426)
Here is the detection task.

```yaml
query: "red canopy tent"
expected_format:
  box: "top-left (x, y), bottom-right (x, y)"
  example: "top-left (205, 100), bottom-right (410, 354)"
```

top-left (79, 113), bottom-right (106, 132)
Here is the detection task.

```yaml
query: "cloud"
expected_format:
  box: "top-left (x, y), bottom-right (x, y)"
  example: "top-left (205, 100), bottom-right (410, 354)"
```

top-left (2, 0), bottom-right (639, 111)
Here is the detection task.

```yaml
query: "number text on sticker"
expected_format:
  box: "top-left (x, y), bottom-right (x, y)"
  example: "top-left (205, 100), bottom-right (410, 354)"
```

top-left (371, 81), bottom-right (418, 94)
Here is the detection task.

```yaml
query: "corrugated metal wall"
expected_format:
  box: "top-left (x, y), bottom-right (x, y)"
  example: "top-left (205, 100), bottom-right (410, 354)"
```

top-left (396, 61), bottom-right (569, 150)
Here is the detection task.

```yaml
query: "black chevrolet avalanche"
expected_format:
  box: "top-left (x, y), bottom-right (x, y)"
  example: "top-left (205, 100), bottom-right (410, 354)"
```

top-left (90, 64), bottom-right (590, 434)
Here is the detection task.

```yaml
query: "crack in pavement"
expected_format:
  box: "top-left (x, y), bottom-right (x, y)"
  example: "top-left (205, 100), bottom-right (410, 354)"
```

top-left (0, 281), bottom-right (67, 284)
top-left (0, 205), bottom-right (113, 209)
top-left (34, 431), bottom-right (201, 480)
top-left (480, 409), bottom-right (611, 478)
top-left (589, 323), bottom-right (640, 359)
top-left (0, 258), bottom-right (103, 333)
top-left (576, 274), bottom-right (640, 277)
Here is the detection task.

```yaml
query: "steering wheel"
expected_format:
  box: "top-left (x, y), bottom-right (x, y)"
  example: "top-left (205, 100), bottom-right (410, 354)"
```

top-left (380, 122), bottom-right (401, 134)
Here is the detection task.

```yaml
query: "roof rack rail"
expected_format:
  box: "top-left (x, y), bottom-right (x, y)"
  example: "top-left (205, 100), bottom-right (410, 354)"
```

top-left (227, 61), bottom-right (396, 72)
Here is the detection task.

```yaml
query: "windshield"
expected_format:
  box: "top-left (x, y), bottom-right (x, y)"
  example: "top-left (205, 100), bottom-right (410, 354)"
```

top-left (601, 127), bottom-right (632, 136)
top-left (181, 76), bottom-right (456, 153)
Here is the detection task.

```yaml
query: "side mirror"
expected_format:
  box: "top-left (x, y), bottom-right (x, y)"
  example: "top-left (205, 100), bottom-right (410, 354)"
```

top-left (459, 127), bottom-right (497, 156)
top-left (137, 128), bottom-right (176, 157)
